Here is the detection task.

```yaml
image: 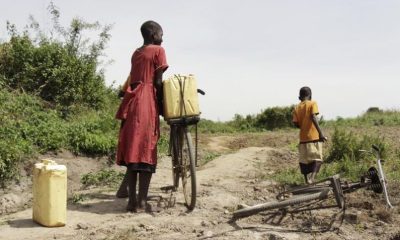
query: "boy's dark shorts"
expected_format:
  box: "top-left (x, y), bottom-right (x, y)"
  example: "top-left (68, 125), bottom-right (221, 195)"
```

top-left (298, 141), bottom-right (323, 175)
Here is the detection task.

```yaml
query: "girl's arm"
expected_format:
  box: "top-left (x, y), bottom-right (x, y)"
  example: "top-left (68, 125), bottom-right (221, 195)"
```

top-left (154, 69), bottom-right (163, 91)
top-left (154, 69), bottom-right (164, 115)
top-left (118, 75), bottom-right (131, 98)
top-left (121, 75), bottom-right (131, 92)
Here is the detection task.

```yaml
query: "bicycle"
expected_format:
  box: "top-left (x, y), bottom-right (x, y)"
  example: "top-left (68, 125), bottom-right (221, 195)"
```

top-left (166, 88), bottom-right (205, 210)
top-left (233, 145), bottom-right (393, 218)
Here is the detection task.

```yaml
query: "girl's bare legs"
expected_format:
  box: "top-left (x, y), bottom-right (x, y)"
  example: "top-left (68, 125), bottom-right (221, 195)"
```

top-left (116, 169), bottom-right (129, 198)
top-left (137, 172), bottom-right (152, 211)
top-left (126, 170), bottom-right (138, 212)
top-left (116, 120), bottom-right (129, 198)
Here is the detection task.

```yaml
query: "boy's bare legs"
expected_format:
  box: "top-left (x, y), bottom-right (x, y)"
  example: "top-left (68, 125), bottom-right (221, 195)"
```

top-left (126, 170), bottom-right (138, 212)
top-left (308, 172), bottom-right (317, 184)
top-left (116, 169), bottom-right (129, 198)
top-left (303, 174), bottom-right (309, 184)
top-left (308, 161), bottom-right (322, 184)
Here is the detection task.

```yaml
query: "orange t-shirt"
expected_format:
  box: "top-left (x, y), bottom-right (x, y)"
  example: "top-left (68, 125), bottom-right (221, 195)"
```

top-left (292, 100), bottom-right (319, 143)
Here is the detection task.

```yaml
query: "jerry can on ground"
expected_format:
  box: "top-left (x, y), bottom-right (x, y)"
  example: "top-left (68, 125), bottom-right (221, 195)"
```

top-left (32, 159), bottom-right (67, 227)
top-left (163, 74), bottom-right (200, 120)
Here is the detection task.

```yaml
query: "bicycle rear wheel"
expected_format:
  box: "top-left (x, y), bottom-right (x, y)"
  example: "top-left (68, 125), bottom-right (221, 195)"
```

top-left (179, 126), bottom-right (197, 210)
top-left (233, 188), bottom-right (330, 218)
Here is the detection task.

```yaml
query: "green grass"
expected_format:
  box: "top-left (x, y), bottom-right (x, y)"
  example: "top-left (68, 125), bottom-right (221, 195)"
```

top-left (272, 127), bottom-right (400, 185)
top-left (199, 151), bottom-right (221, 166)
top-left (71, 193), bottom-right (88, 204)
top-left (80, 169), bottom-right (124, 188)
top-left (0, 89), bottom-right (120, 184)
top-left (272, 167), bottom-right (304, 185)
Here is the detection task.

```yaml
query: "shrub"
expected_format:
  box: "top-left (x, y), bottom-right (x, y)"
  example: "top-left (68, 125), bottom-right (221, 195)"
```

top-left (229, 114), bottom-right (258, 132)
top-left (66, 111), bottom-right (118, 155)
top-left (0, 89), bottom-right (120, 184)
top-left (255, 106), bottom-right (295, 130)
top-left (0, 138), bottom-right (33, 186)
top-left (0, 3), bottom-right (112, 111)
top-left (326, 128), bottom-right (388, 163)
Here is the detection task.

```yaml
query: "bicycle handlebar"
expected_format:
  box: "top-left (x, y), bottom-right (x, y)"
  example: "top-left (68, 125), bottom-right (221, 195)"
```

top-left (372, 144), bottom-right (380, 152)
top-left (374, 148), bottom-right (393, 208)
top-left (197, 89), bottom-right (205, 95)
top-left (370, 145), bottom-right (393, 208)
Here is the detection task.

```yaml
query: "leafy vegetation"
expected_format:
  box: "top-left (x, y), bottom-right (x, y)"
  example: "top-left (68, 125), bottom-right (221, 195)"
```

top-left (273, 126), bottom-right (398, 185)
top-left (198, 105), bottom-right (296, 133)
top-left (0, 3), bottom-right (112, 111)
top-left (0, 4), bottom-right (119, 184)
top-left (325, 108), bottom-right (400, 128)
top-left (81, 169), bottom-right (124, 188)
top-left (199, 151), bottom-right (221, 166)
top-left (255, 106), bottom-right (295, 130)
top-left (0, 3), bottom-right (399, 190)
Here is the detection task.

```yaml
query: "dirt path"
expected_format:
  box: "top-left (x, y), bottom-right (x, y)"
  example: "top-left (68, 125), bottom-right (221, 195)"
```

top-left (0, 136), bottom-right (399, 239)
top-left (0, 146), bottom-right (298, 240)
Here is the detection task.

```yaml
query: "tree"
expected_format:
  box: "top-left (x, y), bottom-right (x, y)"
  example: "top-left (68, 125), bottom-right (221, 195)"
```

top-left (255, 106), bottom-right (295, 130)
top-left (0, 2), bottom-right (113, 111)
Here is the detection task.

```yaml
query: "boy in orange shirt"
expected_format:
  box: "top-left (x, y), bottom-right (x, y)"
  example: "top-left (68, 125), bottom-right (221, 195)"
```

top-left (292, 87), bottom-right (327, 184)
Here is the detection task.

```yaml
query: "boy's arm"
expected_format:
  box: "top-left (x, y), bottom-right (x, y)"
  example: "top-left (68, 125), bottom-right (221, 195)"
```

top-left (292, 109), bottom-right (300, 128)
top-left (311, 114), bottom-right (327, 142)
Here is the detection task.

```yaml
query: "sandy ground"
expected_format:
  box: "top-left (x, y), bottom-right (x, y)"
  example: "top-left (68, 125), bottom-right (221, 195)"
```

top-left (0, 135), bottom-right (399, 240)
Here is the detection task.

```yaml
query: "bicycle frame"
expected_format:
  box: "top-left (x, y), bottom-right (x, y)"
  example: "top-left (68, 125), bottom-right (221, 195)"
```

top-left (233, 145), bottom-right (394, 219)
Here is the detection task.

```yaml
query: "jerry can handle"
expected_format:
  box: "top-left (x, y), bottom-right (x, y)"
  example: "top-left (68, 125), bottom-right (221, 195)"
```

top-left (42, 159), bottom-right (56, 165)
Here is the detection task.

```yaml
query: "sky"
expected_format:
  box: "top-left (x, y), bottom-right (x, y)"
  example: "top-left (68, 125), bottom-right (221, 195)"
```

top-left (1, 0), bottom-right (399, 121)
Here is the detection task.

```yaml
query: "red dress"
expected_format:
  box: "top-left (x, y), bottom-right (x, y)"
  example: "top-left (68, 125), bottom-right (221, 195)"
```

top-left (116, 45), bottom-right (168, 169)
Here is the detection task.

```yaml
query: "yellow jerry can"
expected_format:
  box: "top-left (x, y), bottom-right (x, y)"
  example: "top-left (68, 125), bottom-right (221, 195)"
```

top-left (32, 159), bottom-right (67, 227)
top-left (163, 74), bottom-right (200, 120)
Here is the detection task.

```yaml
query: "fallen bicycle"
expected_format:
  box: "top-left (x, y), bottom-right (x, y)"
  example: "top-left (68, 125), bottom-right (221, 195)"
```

top-left (233, 145), bottom-right (393, 219)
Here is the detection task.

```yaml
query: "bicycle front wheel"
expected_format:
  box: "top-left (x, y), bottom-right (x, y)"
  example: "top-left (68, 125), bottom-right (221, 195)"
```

top-left (233, 188), bottom-right (330, 218)
top-left (179, 127), bottom-right (197, 210)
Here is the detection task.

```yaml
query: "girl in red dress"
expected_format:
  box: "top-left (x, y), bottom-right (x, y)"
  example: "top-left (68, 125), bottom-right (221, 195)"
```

top-left (115, 20), bottom-right (168, 212)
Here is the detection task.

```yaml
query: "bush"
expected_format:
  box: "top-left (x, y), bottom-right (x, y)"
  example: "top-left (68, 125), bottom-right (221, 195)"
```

top-left (324, 109), bottom-right (400, 127)
top-left (0, 138), bottom-right (33, 186)
top-left (0, 88), bottom-right (120, 184)
top-left (255, 106), bottom-right (295, 130)
top-left (229, 114), bottom-right (258, 132)
top-left (0, 3), bottom-right (111, 111)
top-left (66, 111), bottom-right (118, 155)
top-left (326, 128), bottom-right (388, 163)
